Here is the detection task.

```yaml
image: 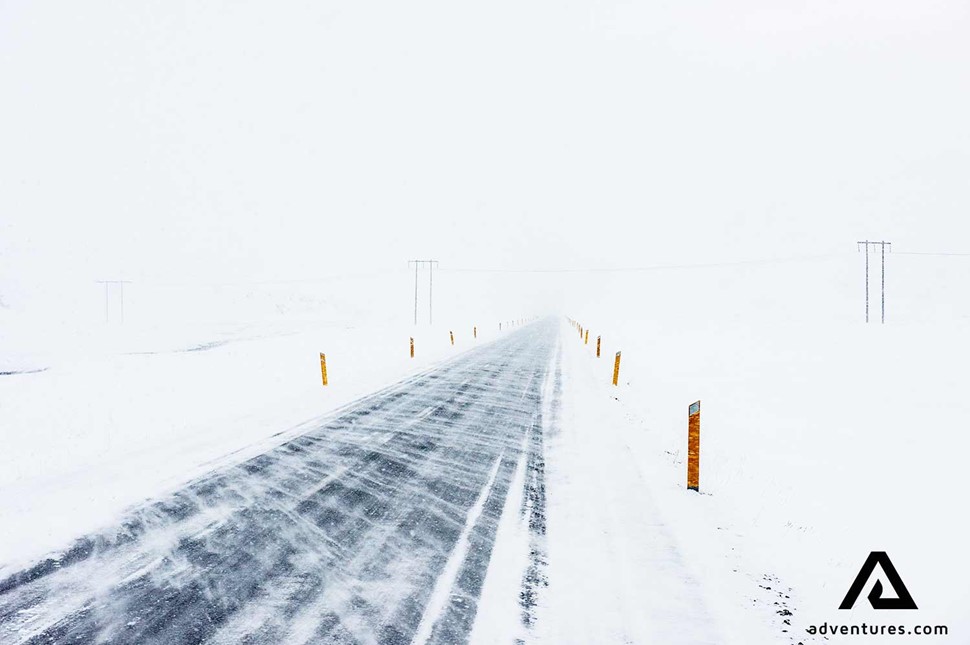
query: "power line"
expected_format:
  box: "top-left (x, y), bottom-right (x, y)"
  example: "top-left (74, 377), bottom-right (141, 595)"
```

top-left (146, 269), bottom-right (401, 288)
top-left (441, 253), bottom-right (848, 274)
top-left (89, 249), bottom-right (970, 292)
top-left (90, 253), bottom-right (862, 288)
top-left (895, 251), bottom-right (970, 257)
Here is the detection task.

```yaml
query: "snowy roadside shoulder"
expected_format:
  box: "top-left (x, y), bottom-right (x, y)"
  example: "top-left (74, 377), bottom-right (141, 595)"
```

top-left (596, 390), bottom-right (808, 645)
top-left (559, 314), bottom-right (970, 644)
top-left (542, 318), bottom-right (795, 645)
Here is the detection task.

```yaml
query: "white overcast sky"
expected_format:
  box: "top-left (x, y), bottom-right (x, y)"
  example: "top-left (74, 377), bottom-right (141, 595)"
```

top-left (2, 0), bottom-right (969, 295)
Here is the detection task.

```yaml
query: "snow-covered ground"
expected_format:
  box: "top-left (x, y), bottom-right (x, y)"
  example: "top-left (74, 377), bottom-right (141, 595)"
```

top-left (3, 0), bottom-right (969, 639)
top-left (3, 252), bottom-right (969, 642)
top-left (564, 256), bottom-right (970, 643)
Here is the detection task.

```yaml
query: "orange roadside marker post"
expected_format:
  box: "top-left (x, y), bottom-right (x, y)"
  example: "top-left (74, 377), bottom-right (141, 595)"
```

top-left (450, 331), bottom-right (454, 346)
top-left (612, 351), bottom-right (621, 386)
top-left (596, 336), bottom-right (601, 357)
top-left (584, 330), bottom-right (589, 345)
top-left (319, 353), bottom-right (328, 386)
top-left (410, 337), bottom-right (415, 358)
top-left (688, 401), bottom-right (701, 491)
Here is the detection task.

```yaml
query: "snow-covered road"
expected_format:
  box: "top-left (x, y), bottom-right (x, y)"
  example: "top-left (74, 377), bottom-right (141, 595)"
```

top-left (0, 320), bottom-right (558, 644)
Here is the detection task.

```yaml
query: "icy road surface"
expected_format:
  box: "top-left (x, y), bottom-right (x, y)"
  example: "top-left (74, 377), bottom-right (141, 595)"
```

top-left (0, 320), bottom-right (558, 644)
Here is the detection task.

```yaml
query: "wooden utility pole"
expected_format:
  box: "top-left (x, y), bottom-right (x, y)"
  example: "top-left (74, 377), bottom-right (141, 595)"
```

top-left (857, 241), bottom-right (891, 323)
top-left (96, 280), bottom-right (131, 323)
top-left (407, 260), bottom-right (439, 325)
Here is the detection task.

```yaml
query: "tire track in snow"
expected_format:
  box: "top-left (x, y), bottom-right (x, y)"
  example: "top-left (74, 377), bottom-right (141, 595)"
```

top-left (411, 454), bottom-right (503, 644)
top-left (518, 341), bottom-right (559, 633)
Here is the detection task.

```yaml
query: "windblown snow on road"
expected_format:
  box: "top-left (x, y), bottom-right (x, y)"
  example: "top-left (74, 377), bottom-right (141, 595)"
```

top-left (0, 320), bottom-right (558, 645)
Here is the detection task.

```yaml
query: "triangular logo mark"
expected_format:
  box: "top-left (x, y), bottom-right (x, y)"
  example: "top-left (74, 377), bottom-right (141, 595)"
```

top-left (839, 551), bottom-right (917, 610)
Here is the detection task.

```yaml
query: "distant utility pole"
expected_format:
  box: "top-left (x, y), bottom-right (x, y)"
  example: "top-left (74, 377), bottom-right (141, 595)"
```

top-left (407, 260), bottom-right (439, 325)
top-left (856, 241), bottom-right (891, 323)
top-left (96, 279), bottom-right (132, 323)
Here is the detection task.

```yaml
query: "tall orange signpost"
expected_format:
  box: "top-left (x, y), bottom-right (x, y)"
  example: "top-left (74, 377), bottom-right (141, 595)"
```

top-left (688, 401), bottom-right (701, 491)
